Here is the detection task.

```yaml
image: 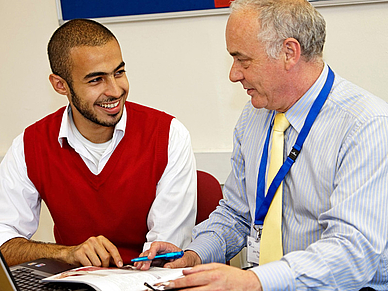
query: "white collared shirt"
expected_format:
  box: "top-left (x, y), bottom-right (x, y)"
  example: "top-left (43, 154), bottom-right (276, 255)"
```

top-left (0, 104), bottom-right (197, 252)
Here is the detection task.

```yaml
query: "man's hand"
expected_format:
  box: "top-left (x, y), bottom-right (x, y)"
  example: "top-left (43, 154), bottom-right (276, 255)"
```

top-left (65, 235), bottom-right (123, 267)
top-left (0, 236), bottom-right (123, 267)
top-left (134, 241), bottom-right (201, 270)
top-left (167, 263), bottom-right (263, 291)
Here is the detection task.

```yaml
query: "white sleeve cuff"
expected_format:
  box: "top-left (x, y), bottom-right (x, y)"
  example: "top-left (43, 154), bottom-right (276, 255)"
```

top-left (250, 260), bottom-right (296, 291)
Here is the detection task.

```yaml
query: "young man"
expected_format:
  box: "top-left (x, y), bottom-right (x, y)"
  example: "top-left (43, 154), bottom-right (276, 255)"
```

top-left (138, 0), bottom-right (388, 290)
top-left (0, 19), bottom-right (196, 268)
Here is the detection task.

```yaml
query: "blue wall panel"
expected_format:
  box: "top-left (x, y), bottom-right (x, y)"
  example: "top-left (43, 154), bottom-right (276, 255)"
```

top-left (60, 0), bottom-right (226, 21)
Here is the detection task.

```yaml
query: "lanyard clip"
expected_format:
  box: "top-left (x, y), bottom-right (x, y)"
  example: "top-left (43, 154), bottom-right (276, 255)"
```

top-left (254, 225), bottom-right (263, 241)
top-left (288, 146), bottom-right (300, 162)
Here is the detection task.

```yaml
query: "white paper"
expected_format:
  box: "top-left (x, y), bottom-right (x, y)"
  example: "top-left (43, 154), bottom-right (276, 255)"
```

top-left (43, 266), bottom-right (187, 291)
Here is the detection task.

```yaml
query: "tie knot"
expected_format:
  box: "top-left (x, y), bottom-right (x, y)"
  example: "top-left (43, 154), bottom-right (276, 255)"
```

top-left (273, 113), bottom-right (290, 133)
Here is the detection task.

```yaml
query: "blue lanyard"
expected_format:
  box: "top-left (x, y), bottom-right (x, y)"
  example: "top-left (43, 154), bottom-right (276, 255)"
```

top-left (254, 67), bottom-right (334, 225)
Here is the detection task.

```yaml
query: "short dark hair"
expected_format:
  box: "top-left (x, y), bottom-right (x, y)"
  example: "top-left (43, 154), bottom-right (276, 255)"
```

top-left (47, 19), bottom-right (117, 84)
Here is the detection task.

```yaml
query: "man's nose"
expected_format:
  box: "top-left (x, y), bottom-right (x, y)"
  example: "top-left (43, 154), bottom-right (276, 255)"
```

top-left (229, 62), bottom-right (243, 83)
top-left (105, 77), bottom-right (122, 97)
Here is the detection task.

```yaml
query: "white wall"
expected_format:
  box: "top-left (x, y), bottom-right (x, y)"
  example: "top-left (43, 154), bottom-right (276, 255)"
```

top-left (1, 1), bottom-right (388, 242)
top-left (1, 1), bottom-right (388, 180)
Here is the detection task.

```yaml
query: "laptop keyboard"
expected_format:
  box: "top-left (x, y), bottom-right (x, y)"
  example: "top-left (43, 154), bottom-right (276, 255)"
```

top-left (12, 267), bottom-right (93, 291)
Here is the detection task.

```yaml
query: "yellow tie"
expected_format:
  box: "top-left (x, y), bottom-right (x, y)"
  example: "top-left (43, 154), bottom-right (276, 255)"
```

top-left (259, 113), bottom-right (290, 265)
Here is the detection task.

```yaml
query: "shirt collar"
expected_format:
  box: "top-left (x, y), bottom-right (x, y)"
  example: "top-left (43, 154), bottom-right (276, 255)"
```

top-left (58, 104), bottom-right (127, 147)
top-left (285, 63), bottom-right (329, 133)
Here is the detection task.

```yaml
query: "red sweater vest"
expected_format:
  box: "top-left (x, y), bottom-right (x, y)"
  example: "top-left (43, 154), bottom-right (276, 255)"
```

top-left (24, 102), bottom-right (173, 263)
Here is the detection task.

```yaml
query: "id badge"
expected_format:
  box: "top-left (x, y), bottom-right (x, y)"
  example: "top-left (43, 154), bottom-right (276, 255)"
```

top-left (247, 236), bottom-right (260, 264)
top-left (247, 226), bottom-right (262, 265)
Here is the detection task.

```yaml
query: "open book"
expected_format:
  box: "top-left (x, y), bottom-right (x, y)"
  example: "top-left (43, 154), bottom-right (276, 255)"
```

top-left (42, 265), bottom-right (187, 291)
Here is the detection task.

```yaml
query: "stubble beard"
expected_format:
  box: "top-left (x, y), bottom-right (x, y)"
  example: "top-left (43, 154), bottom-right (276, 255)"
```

top-left (69, 84), bottom-right (123, 128)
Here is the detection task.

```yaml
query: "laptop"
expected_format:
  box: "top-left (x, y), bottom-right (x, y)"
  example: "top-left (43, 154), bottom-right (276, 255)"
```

top-left (0, 250), bottom-right (94, 291)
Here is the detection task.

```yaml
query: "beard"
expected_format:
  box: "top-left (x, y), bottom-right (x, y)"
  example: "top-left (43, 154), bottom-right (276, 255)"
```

top-left (69, 84), bottom-right (124, 128)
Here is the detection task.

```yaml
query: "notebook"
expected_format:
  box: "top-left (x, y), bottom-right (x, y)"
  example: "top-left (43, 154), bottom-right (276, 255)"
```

top-left (0, 250), bottom-right (94, 291)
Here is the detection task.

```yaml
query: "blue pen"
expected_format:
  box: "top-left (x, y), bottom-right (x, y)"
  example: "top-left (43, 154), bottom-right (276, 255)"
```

top-left (131, 251), bottom-right (184, 262)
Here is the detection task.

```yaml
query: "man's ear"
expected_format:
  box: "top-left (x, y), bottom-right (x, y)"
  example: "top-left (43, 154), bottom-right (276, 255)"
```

top-left (49, 74), bottom-right (69, 96)
top-left (282, 38), bottom-right (301, 71)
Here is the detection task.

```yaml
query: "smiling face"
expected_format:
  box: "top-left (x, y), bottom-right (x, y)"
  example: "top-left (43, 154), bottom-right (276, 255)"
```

top-left (66, 39), bottom-right (129, 136)
top-left (226, 9), bottom-right (290, 111)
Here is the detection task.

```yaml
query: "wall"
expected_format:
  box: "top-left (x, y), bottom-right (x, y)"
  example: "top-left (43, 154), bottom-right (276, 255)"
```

top-left (0, 1), bottom-right (387, 242)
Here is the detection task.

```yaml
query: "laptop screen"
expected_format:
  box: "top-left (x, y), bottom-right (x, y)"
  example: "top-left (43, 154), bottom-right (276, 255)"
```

top-left (0, 250), bottom-right (18, 291)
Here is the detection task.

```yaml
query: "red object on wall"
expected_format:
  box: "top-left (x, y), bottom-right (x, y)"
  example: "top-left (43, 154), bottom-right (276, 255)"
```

top-left (214, 0), bottom-right (231, 8)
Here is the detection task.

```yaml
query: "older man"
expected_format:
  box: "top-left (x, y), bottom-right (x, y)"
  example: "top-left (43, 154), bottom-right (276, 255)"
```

top-left (139, 0), bottom-right (388, 290)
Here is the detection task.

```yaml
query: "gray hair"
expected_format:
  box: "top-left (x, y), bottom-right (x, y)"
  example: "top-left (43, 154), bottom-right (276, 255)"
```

top-left (230, 0), bottom-right (326, 61)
